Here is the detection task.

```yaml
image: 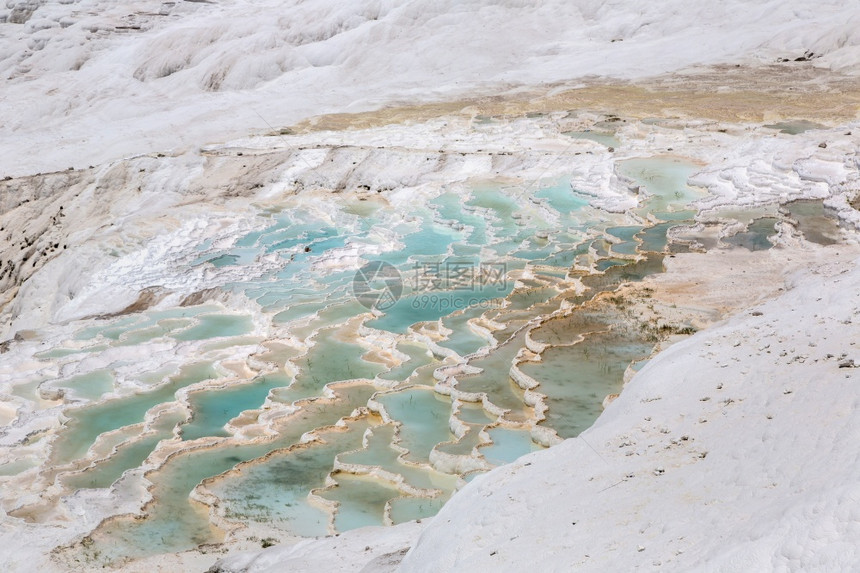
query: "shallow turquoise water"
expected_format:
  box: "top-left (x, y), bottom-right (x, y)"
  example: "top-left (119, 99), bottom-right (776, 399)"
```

top-left (72, 307), bottom-right (219, 344)
top-left (534, 179), bottom-right (591, 215)
top-left (389, 496), bottom-right (447, 524)
top-left (173, 314), bottom-right (254, 341)
top-left (30, 164), bottom-right (738, 559)
top-left (52, 363), bottom-right (217, 464)
top-left (271, 335), bottom-right (385, 405)
top-left (438, 306), bottom-right (493, 357)
top-left (456, 402), bottom-right (496, 425)
top-left (379, 342), bottom-right (436, 382)
top-left (435, 423), bottom-right (483, 457)
top-left (480, 427), bottom-right (543, 466)
top-left (0, 458), bottom-right (38, 476)
top-left (563, 130), bottom-right (621, 149)
top-left (322, 473), bottom-right (402, 530)
top-left (539, 241), bottom-right (590, 268)
top-left (34, 344), bottom-right (109, 359)
top-left (73, 315), bottom-right (143, 342)
top-left (338, 424), bottom-right (458, 493)
top-left (89, 385), bottom-right (379, 561)
top-left (785, 200), bottom-right (841, 245)
top-left (376, 388), bottom-right (454, 464)
top-left (724, 217), bottom-right (778, 251)
top-left (210, 418), bottom-right (373, 537)
top-left (637, 222), bottom-right (678, 253)
top-left (181, 372), bottom-right (293, 441)
top-left (521, 331), bottom-right (653, 439)
top-left (62, 410), bottom-right (186, 489)
top-left (54, 369), bottom-right (115, 401)
top-left (595, 258), bottom-right (631, 272)
top-left (432, 192), bottom-right (489, 245)
top-left (455, 330), bottom-right (531, 420)
top-left (619, 156), bottom-right (704, 217)
top-left (368, 287), bottom-right (511, 334)
top-left (607, 225), bottom-right (643, 255)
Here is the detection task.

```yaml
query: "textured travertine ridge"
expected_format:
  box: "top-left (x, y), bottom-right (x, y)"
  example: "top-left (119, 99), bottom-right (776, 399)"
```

top-left (1, 96), bottom-right (859, 571)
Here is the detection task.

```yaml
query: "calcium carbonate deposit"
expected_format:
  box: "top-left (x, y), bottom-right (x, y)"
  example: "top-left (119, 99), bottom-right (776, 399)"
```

top-left (0, 1), bottom-right (858, 571)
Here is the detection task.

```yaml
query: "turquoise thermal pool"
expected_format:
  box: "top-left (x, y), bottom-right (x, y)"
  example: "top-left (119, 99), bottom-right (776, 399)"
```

top-left (6, 153), bottom-right (834, 568)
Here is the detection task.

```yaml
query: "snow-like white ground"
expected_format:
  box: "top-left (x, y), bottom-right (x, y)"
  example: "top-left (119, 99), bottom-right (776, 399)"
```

top-left (2, 1), bottom-right (860, 571)
top-left (2, 0), bottom-right (860, 176)
top-left (215, 252), bottom-right (860, 572)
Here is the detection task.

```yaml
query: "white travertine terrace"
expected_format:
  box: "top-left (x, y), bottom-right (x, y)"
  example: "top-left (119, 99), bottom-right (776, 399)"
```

top-left (1, 24), bottom-right (859, 566)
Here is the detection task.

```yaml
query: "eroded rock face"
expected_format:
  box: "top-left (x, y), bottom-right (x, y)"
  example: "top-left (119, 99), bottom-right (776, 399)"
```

top-left (0, 170), bottom-right (89, 318)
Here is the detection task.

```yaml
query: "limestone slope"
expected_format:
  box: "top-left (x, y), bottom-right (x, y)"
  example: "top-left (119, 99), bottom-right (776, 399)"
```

top-left (401, 257), bottom-right (860, 572)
